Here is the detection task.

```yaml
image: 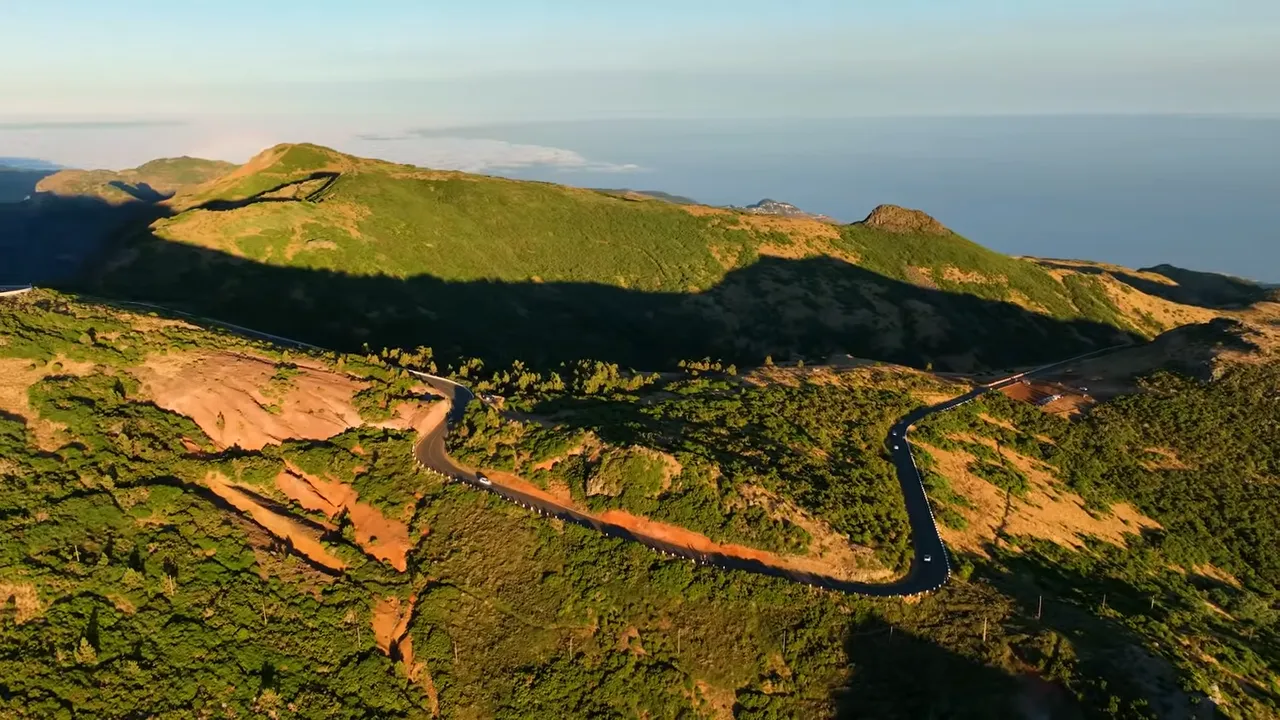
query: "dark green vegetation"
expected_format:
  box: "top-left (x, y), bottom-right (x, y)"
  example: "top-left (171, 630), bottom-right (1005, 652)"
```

top-left (74, 143), bottom-right (1163, 373)
top-left (448, 367), bottom-right (945, 567)
top-left (913, 362), bottom-right (1280, 716)
top-left (0, 295), bottom-right (422, 716)
top-left (5, 288), bottom-right (1280, 717)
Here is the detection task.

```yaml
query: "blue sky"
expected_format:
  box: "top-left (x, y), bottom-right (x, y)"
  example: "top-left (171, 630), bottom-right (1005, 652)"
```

top-left (3, 0), bottom-right (1278, 120)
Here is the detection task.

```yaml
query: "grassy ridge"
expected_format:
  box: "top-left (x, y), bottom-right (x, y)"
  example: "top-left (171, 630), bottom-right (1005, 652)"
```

top-left (36, 157), bottom-right (236, 204)
top-left (158, 144), bottom-right (1118, 317)
top-left (91, 144), bottom-right (1164, 372)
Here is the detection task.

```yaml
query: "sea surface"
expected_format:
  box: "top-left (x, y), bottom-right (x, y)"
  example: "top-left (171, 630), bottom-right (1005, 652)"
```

top-left (420, 116), bottom-right (1280, 283)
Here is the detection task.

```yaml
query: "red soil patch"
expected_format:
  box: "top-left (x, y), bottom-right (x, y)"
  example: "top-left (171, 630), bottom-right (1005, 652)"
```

top-left (999, 378), bottom-right (1092, 416)
top-left (203, 472), bottom-right (346, 571)
top-left (0, 356), bottom-right (98, 450)
top-left (372, 596), bottom-right (414, 654)
top-left (136, 350), bottom-right (440, 451)
top-left (481, 469), bottom-right (895, 584)
top-left (279, 465), bottom-right (411, 571)
top-left (372, 595), bottom-right (439, 716)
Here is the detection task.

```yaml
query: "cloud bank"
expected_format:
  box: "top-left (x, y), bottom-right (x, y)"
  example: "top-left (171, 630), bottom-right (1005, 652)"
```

top-left (0, 117), bottom-right (642, 175)
top-left (0, 117), bottom-right (640, 175)
top-left (353, 133), bottom-right (640, 174)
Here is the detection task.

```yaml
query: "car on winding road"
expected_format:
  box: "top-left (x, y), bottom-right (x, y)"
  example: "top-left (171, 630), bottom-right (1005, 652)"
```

top-left (476, 472), bottom-right (492, 487)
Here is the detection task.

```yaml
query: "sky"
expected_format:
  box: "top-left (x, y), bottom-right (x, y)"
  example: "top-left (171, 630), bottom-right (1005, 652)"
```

top-left (1, 3), bottom-right (1276, 280)
top-left (2, 0), bottom-right (1279, 122)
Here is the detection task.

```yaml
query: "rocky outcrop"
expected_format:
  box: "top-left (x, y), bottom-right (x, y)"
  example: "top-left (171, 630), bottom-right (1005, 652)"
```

top-left (861, 204), bottom-right (949, 235)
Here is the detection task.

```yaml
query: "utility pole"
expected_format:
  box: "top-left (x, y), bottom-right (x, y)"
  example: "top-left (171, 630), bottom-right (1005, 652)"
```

top-left (982, 618), bottom-right (988, 643)
top-left (1037, 595), bottom-right (1042, 620)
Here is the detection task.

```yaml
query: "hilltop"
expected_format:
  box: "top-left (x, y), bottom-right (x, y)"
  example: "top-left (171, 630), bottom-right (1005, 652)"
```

top-left (36, 156), bottom-right (237, 204)
top-left (0, 157), bottom-right (238, 284)
top-left (71, 143), bottom-right (1276, 376)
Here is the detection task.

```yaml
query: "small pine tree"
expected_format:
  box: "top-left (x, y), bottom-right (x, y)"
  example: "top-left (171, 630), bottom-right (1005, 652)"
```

top-left (74, 637), bottom-right (97, 666)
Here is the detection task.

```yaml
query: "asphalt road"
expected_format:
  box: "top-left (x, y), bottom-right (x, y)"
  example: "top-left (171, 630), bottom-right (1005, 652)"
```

top-left (410, 348), bottom-right (1124, 598)
top-left (56, 290), bottom-right (1124, 598)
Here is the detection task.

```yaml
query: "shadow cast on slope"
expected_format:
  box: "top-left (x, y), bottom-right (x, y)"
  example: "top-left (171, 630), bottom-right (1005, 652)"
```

top-left (982, 536), bottom-right (1228, 719)
top-left (107, 180), bottom-right (168, 203)
top-left (4, 181), bottom-right (1143, 372)
top-left (1039, 260), bottom-right (1274, 310)
top-left (76, 228), bottom-right (1143, 373)
top-left (832, 616), bottom-right (1038, 720)
top-left (0, 192), bottom-right (168, 285)
top-left (0, 167), bottom-right (57, 203)
top-left (0, 172), bottom-right (338, 285)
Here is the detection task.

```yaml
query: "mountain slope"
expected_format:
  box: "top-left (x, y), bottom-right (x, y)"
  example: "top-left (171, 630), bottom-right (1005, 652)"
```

top-left (84, 143), bottom-right (1257, 373)
top-left (37, 157), bottom-right (237, 204)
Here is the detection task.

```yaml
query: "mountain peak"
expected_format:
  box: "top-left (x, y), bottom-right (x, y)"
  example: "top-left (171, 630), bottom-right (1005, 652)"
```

top-left (860, 204), bottom-right (949, 235)
top-left (738, 198), bottom-right (836, 223)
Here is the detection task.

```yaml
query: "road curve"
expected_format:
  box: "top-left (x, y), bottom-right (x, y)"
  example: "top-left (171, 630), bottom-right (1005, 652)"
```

top-left (69, 291), bottom-right (1125, 598)
top-left (409, 346), bottom-right (1125, 597)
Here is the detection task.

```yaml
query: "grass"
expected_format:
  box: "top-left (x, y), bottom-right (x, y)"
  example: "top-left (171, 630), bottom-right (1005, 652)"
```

top-left (37, 157), bottom-right (234, 203)
top-left (150, 144), bottom-right (1134, 320)
top-left (841, 223), bottom-right (1124, 324)
top-left (93, 144), bottom-right (1173, 373)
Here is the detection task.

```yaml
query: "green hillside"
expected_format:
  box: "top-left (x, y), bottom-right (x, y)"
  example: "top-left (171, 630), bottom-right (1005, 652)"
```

top-left (4, 289), bottom-right (1278, 718)
top-left (85, 143), bottom-right (1209, 373)
top-left (37, 156), bottom-right (237, 204)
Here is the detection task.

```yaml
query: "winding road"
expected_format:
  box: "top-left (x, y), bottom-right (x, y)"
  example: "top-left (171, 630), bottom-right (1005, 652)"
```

top-left (43, 290), bottom-right (1123, 598)
top-left (408, 347), bottom-right (1123, 597)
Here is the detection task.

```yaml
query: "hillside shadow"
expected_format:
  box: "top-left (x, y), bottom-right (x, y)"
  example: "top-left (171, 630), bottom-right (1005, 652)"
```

top-left (74, 231), bottom-right (1142, 374)
top-left (195, 171), bottom-right (339, 211)
top-left (0, 167), bottom-right (57, 203)
top-left (834, 617), bottom-right (1052, 720)
top-left (983, 536), bottom-right (1229, 718)
top-left (1039, 259), bottom-right (1273, 310)
top-left (4, 184), bottom-right (1146, 372)
top-left (107, 180), bottom-right (167, 203)
top-left (0, 192), bottom-right (168, 285)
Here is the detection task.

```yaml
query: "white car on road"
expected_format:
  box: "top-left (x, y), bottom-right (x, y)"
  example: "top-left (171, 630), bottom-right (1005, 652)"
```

top-left (476, 473), bottom-right (492, 486)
